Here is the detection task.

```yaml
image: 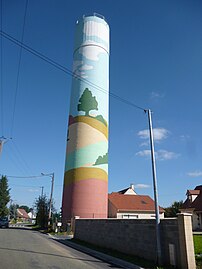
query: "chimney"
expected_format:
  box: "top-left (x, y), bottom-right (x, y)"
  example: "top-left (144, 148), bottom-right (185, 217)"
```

top-left (130, 183), bottom-right (134, 191)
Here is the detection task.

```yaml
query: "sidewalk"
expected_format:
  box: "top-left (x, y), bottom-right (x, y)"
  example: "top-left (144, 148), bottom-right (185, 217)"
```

top-left (48, 234), bottom-right (146, 269)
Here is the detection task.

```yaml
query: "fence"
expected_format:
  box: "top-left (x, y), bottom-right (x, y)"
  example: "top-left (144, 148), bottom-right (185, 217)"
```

top-left (74, 213), bottom-right (196, 269)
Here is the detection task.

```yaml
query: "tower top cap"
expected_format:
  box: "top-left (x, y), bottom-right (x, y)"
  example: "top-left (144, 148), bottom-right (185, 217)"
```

top-left (74, 13), bottom-right (110, 54)
top-left (83, 13), bottom-right (106, 21)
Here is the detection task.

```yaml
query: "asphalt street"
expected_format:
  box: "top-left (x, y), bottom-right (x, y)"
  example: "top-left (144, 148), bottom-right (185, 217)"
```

top-left (0, 228), bottom-right (123, 269)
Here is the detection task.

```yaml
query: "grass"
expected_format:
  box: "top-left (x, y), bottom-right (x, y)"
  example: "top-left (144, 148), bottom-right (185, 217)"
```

top-left (194, 235), bottom-right (202, 255)
top-left (194, 235), bottom-right (202, 269)
top-left (70, 238), bottom-right (173, 269)
top-left (49, 231), bottom-right (73, 236)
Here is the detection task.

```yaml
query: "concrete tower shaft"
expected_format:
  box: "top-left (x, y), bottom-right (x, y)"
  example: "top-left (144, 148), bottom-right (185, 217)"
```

top-left (62, 15), bottom-right (110, 223)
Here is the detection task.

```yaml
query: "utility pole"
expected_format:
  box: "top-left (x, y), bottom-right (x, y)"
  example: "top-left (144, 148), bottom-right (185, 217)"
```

top-left (0, 136), bottom-right (11, 157)
top-left (49, 173), bottom-right (54, 220)
top-left (147, 109), bottom-right (162, 265)
top-left (41, 172), bottom-right (54, 221)
top-left (40, 186), bottom-right (44, 196)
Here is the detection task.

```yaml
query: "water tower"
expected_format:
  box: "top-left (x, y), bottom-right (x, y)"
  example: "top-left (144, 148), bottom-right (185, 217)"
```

top-left (62, 14), bottom-right (110, 223)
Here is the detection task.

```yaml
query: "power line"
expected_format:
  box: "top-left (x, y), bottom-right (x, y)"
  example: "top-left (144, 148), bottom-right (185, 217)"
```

top-left (5, 140), bottom-right (32, 175)
top-left (9, 184), bottom-right (43, 188)
top-left (0, 0), bottom-right (3, 135)
top-left (0, 30), bottom-right (146, 112)
top-left (5, 174), bottom-right (43, 179)
top-left (6, 142), bottom-right (29, 175)
top-left (11, 140), bottom-right (34, 175)
top-left (10, 0), bottom-right (29, 137)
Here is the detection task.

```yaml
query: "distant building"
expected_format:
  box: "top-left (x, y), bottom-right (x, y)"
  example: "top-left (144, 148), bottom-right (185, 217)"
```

top-left (28, 210), bottom-right (36, 224)
top-left (108, 184), bottom-right (165, 219)
top-left (180, 185), bottom-right (202, 230)
top-left (17, 208), bottom-right (30, 222)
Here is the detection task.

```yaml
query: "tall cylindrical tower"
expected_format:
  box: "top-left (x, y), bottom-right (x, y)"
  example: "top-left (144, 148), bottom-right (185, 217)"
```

top-left (62, 14), bottom-right (109, 223)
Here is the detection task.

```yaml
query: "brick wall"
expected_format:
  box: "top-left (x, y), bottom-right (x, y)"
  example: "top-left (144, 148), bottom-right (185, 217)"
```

top-left (74, 214), bottom-right (196, 269)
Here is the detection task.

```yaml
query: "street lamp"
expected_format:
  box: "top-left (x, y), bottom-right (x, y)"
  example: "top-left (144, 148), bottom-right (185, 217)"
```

top-left (41, 172), bottom-right (54, 221)
top-left (146, 109), bottom-right (162, 265)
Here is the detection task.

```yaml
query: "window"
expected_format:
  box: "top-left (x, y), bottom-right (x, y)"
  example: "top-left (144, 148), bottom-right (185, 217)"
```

top-left (122, 214), bottom-right (138, 219)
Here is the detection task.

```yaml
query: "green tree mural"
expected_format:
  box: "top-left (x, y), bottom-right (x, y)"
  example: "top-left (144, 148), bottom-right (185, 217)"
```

top-left (94, 153), bottom-right (108, 165)
top-left (78, 88), bottom-right (98, 116)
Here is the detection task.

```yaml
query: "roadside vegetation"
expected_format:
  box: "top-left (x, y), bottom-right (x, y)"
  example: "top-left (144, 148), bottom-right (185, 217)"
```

top-left (0, 175), bottom-right (10, 217)
top-left (164, 200), bottom-right (183, 217)
top-left (194, 235), bottom-right (202, 269)
top-left (69, 238), bottom-right (173, 269)
top-left (33, 194), bottom-right (61, 233)
top-left (35, 194), bottom-right (49, 229)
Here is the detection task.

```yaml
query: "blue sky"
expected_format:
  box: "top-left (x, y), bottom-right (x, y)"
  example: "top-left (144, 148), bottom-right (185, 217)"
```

top-left (1, 0), bottom-right (202, 210)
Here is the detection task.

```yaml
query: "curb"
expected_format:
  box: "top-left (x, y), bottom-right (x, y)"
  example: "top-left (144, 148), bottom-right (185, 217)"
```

top-left (49, 234), bottom-right (145, 269)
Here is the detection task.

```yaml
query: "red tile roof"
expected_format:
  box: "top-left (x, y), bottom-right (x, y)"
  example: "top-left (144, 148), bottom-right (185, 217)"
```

top-left (187, 190), bottom-right (200, 195)
top-left (17, 208), bottom-right (30, 219)
top-left (182, 185), bottom-right (202, 211)
top-left (108, 193), bottom-right (164, 213)
top-left (117, 188), bottom-right (130, 194)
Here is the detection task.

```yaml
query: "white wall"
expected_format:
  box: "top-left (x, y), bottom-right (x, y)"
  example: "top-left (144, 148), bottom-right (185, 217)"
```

top-left (189, 194), bottom-right (198, 202)
top-left (124, 189), bottom-right (137, 195)
top-left (192, 212), bottom-right (202, 230)
top-left (117, 212), bottom-right (164, 219)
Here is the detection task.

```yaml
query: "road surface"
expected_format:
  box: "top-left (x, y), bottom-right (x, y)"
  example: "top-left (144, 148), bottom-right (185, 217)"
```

top-left (0, 227), bottom-right (122, 269)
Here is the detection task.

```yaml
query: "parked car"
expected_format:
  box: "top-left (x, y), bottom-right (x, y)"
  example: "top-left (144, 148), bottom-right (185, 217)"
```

top-left (0, 217), bottom-right (9, 228)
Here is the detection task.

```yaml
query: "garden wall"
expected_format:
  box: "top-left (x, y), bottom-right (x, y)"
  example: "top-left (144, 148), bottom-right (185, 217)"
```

top-left (74, 213), bottom-right (196, 269)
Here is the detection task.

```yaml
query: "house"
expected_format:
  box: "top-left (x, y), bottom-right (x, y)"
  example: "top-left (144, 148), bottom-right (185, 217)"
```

top-left (108, 184), bottom-right (165, 219)
top-left (28, 210), bottom-right (36, 224)
top-left (17, 208), bottom-right (30, 222)
top-left (180, 185), bottom-right (202, 230)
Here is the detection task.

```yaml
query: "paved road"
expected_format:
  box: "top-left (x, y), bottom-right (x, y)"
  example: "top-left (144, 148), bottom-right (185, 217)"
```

top-left (0, 228), bottom-right (122, 269)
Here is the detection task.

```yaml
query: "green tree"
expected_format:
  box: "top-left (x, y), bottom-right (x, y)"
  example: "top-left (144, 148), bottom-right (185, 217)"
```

top-left (164, 200), bottom-right (184, 217)
top-left (9, 203), bottom-right (19, 220)
top-left (0, 175), bottom-right (10, 217)
top-left (19, 205), bottom-right (30, 213)
top-left (78, 88), bottom-right (98, 116)
top-left (95, 115), bottom-right (107, 126)
top-left (35, 195), bottom-right (49, 229)
top-left (94, 152), bottom-right (108, 165)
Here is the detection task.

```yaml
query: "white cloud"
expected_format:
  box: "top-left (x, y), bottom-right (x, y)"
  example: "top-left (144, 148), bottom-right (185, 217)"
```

top-left (79, 64), bottom-right (93, 71)
top-left (151, 91), bottom-right (164, 99)
top-left (140, 141), bottom-right (149, 147)
top-left (136, 150), bottom-right (151, 158)
top-left (83, 21), bottom-right (109, 43)
top-left (73, 63), bottom-right (93, 79)
top-left (79, 46), bottom-right (104, 61)
top-left (73, 70), bottom-right (88, 79)
top-left (72, 60), bottom-right (83, 72)
top-left (156, 150), bottom-right (180, 161)
top-left (187, 171), bottom-right (202, 177)
top-left (135, 184), bottom-right (151, 189)
top-left (28, 188), bottom-right (39, 193)
top-left (136, 149), bottom-right (180, 161)
top-left (138, 128), bottom-right (169, 142)
top-left (180, 135), bottom-right (190, 141)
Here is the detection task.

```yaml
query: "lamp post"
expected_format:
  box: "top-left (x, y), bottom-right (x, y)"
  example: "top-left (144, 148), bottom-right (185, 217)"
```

top-left (41, 172), bottom-right (54, 221)
top-left (146, 109), bottom-right (162, 265)
top-left (40, 186), bottom-right (44, 197)
top-left (0, 136), bottom-right (12, 157)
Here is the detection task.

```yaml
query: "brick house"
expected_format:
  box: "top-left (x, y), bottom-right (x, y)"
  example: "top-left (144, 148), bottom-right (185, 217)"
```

top-left (108, 184), bottom-right (165, 219)
top-left (17, 208), bottom-right (30, 222)
top-left (180, 185), bottom-right (202, 230)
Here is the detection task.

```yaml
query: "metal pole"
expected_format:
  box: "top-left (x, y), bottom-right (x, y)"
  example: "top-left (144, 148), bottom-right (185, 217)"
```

top-left (147, 109), bottom-right (162, 265)
top-left (40, 186), bottom-right (44, 196)
top-left (48, 173), bottom-right (54, 220)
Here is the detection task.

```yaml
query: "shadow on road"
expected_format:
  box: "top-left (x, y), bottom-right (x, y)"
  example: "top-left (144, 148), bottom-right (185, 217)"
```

top-left (6, 227), bottom-right (32, 231)
top-left (0, 246), bottom-right (122, 268)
